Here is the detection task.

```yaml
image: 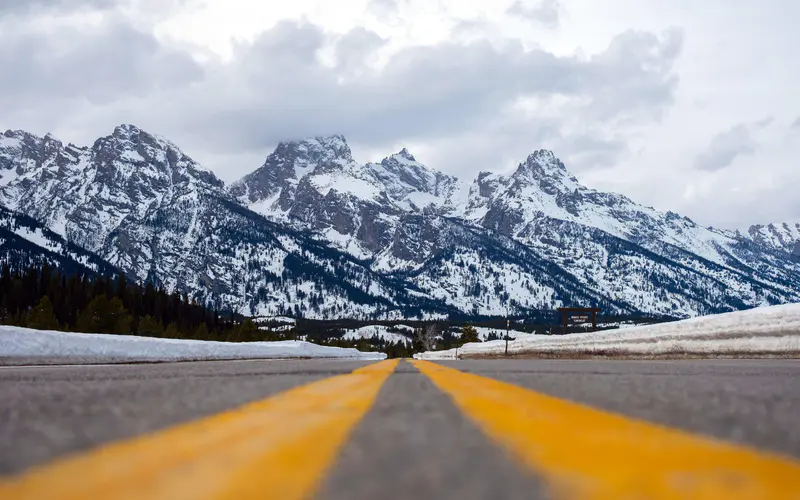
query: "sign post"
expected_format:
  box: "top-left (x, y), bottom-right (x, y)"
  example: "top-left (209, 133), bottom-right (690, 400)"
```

top-left (504, 319), bottom-right (510, 356)
top-left (557, 308), bottom-right (602, 335)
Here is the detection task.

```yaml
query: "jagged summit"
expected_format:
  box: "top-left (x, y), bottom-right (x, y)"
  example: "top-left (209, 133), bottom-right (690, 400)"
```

top-left (113, 123), bottom-right (142, 136)
top-left (749, 221), bottom-right (800, 255)
top-left (395, 148), bottom-right (416, 162)
top-left (273, 134), bottom-right (353, 163)
top-left (513, 149), bottom-right (569, 179)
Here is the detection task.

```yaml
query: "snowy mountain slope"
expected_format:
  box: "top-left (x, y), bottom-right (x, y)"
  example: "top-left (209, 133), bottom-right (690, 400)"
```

top-left (231, 138), bottom-right (471, 260)
top-left (363, 149), bottom-right (468, 214)
top-left (0, 205), bottom-right (119, 276)
top-left (748, 221), bottom-right (800, 256)
top-left (509, 217), bottom-right (795, 316)
top-left (466, 150), bottom-right (800, 297)
top-left (467, 150), bottom-right (744, 266)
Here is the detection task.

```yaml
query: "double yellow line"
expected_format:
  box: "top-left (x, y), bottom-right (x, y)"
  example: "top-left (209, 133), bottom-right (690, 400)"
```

top-left (3, 359), bottom-right (800, 499)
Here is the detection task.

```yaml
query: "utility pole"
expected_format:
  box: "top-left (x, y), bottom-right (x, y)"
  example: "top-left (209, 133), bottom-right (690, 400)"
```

top-left (504, 318), bottom-right (510, 356)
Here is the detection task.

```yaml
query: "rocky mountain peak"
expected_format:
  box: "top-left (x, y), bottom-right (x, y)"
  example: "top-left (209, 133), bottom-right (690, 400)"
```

top-left (748, 221), bottom-right (800, 255)
top-left (515, 149), bottom-right (567, 177)
top-left (274, 134), bottom-right (353, 166)
top-left (396, 147), bottom-right (416, 162)
top-left (105, 123), bottom-right (170, 149)
top-left (85, 125), bottom-right (222, 192)
top-left (112, 123), bottom-right (146, 138)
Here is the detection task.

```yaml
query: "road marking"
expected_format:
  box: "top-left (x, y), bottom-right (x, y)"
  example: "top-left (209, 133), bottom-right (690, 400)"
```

top-left (412, 359), bottom-right (800, 499)
top-left (0, 359), bottom-right (398, 500)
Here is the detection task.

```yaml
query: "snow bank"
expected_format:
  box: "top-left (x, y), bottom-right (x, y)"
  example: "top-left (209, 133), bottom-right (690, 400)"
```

top-left (0, 326), bottom-right (386, 362)
top-left (415, 303), bottom-right (800, 359)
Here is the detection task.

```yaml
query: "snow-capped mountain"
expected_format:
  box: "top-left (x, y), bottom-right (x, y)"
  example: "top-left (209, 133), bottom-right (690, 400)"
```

top-left (748, 221), bottom-right (800, 256)
top-left (0, 127), bottom-right (446, 319)
top-left (2, 126), bottom-right (799, 320)
top-left (232, 135), bottom-right (800, 317)
top-left (229, 137), bottom-right (467, 265)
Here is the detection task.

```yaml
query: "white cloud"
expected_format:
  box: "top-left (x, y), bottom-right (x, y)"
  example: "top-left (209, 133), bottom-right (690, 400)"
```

top-left (693, 124), bottom-right (755, 172)
top-left (506, 0), bottom-right (560, 27)
top-left (1, 0), bottom-right (799, 229)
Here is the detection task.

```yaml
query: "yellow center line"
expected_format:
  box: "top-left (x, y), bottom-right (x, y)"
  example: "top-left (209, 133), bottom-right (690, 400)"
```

top-left (0, 359), bottom-right (399, 500)
top-left (411, 359), bottom-right (800, 499)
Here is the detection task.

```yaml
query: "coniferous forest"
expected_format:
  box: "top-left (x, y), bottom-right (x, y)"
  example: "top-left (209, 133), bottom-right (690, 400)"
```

top-left (0, 263), bottom-right (260, 342)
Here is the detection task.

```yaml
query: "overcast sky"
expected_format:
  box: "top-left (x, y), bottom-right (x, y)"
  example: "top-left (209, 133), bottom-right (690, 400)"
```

top-left (1, 0), bottom-right (798, 229)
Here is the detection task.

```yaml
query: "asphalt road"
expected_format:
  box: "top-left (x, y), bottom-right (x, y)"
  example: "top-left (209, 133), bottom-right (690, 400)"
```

top-left (1, 358), bottom-right (799, 498)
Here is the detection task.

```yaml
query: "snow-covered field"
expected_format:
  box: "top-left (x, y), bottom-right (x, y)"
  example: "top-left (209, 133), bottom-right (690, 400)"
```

top-left (0, 326), bottom-right (386, 362)
top-left (415, 303), bottom-right (800, 359)
top-left (342, 325), bottom-right (413, 343)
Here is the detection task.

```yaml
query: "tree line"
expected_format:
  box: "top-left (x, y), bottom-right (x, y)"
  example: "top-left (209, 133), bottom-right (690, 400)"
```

top-left (0, 263), bottom-right (266, 341)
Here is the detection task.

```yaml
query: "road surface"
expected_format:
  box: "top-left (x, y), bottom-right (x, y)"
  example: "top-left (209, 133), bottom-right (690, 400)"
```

top-left (1, 358), bottom-right (799, 498)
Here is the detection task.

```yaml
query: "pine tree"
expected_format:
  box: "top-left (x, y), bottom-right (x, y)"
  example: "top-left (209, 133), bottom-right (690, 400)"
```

top-left (137, 315), bottom-right (164, 338)
top-left (460, 324), bottom-right (480, 344)
top-left (164, 322), bottom-right (181, 339)
top-left (232, 319), bottom-right (259, 342)
top-left (76, 295), bottom-right (110, 333)
top-left (194, 322), bottom-right (210, 340)
top-left (109, 297), bottom-right (133, 334)
top-left (26, 296), bottom-right (59, 331)
top-left (76, 296), bottom-right (132, 334)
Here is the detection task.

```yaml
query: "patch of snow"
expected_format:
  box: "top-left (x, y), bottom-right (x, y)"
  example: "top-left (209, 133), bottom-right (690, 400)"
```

top-left (0, 326), bottom-right (386, 361)
top-left (343, 325), bottom-right (410, 343)
top-left (309, 173), bottom-right (381, 201)
top-left (402, 191), bottom-right (441, 211)
top-left (253, 316), bottom-right (296, 325)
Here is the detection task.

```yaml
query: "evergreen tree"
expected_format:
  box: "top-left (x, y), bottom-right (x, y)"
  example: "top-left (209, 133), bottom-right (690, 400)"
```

top-left (231, 319), bottom-right (259, 342)
top-left (26, 296), bottom-right (59, 330)
top-left (460, 324), bottom-right (480, 344)
top-left (76, 296), bottom-right (133, 334)
top-left (76, 295), bottom-right (111, 333)
top-left (137, 315), bottom-right (164, 337)
top-left (109, 297), bottom-right (133, 334)
top-left (164, 322), bottom-right (181, 339)
top-left (194, 322), bottom-right (210, 340)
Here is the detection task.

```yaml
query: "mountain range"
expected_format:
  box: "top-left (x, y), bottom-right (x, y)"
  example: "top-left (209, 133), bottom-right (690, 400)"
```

top-left (1, 124), bottom-right (799, 320)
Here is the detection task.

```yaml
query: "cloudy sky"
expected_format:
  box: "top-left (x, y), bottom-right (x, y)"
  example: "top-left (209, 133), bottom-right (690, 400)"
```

top-left (1, 0), bottom-right (798, 229)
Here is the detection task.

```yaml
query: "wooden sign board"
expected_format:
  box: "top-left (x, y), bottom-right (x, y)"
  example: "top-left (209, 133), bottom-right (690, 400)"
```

top-left (557, 307), bottom-right (602, 334)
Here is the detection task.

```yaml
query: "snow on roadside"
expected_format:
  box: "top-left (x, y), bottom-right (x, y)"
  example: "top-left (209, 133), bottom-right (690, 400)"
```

top-left (415, 303), bottom-right (800, 359)
top-left (0, 326), bottom-right (386, 362)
